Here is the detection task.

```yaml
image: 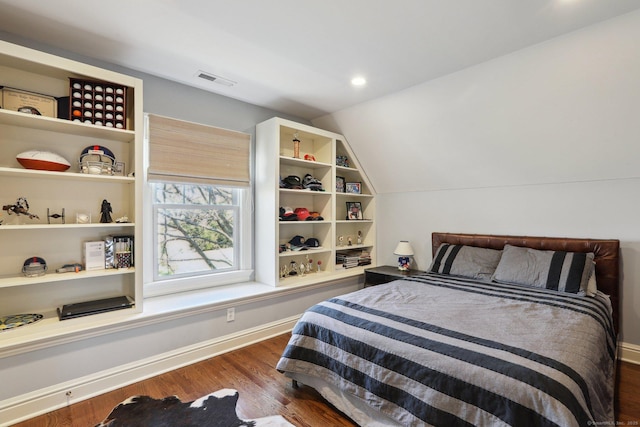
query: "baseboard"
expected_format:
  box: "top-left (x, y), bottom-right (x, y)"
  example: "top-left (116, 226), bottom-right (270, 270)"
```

top-left (0, 316), bottom-right (300, 426)
top-left (619, 341), bottom-right (640, 365)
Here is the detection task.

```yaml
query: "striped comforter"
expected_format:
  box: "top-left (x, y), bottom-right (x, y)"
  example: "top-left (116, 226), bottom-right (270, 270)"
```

top-left (277, 273), bottom-right (616, 426)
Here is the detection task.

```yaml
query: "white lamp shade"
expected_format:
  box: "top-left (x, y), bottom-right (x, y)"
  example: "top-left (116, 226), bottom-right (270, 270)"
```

top-left (393, 241), bottom-right (414, 256)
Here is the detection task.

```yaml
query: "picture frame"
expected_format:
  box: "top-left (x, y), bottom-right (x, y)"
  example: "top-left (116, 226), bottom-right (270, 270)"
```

top-left (114, 161), bottom-right (126, 176)
top-left (346, 201), bottom-right (363, 220)
top-left (336, 176), bottom-right (345, 193)
top-left (346, 182), bottom-right (361, 194)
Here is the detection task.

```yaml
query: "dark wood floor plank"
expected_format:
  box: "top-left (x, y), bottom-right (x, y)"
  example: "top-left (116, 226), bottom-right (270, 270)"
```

top-left (11, 333), bottom-right (639, 426)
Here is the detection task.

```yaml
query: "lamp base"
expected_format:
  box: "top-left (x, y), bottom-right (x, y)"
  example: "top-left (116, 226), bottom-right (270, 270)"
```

top-left (397, 256), bottom-right (411, 271)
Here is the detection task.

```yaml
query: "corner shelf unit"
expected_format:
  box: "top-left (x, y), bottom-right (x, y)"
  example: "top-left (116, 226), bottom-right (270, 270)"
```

top-left (0, 40), bottom-right (143, 323)
top-left (255, 117), bottom-right (376, 287)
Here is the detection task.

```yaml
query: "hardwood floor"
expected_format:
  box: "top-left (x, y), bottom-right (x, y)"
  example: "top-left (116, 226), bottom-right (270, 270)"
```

top-left (11, 333), bottom-right (640, 426)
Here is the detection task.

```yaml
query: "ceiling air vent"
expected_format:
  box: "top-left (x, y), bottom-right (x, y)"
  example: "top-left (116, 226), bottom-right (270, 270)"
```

top-left (196, 70), bottom-right (236, 87)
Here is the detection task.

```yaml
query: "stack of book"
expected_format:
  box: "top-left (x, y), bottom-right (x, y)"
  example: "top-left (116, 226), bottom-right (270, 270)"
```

top-left (337, 249), bottom-right (372, 269)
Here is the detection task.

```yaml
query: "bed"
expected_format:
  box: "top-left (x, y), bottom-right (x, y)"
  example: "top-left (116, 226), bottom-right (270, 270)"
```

top-left (276, 232), bottom-right (620, 426)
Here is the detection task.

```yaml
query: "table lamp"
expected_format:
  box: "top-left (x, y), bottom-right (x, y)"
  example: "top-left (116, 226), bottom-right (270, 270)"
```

top-left (394, 240), bottom-right (414, 271)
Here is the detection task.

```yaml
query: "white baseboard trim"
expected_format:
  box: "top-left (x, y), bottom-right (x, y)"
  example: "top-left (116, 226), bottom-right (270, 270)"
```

top-left (1, 316), bottom-right (300, 427)
top-left (619, 341), bottom-right (640, 365)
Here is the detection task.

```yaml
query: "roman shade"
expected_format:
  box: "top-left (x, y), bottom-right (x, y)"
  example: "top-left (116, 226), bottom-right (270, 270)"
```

top-left (147, 114), bottom-right (251, 187)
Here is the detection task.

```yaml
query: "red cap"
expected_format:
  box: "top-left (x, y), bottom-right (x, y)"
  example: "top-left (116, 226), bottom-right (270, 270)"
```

top-left (294, 207), bottom-right (310, 221)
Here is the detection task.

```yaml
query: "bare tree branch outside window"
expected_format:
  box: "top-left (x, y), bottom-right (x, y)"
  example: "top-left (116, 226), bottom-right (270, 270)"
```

top-left (153, 183), bottom-right (238, 278)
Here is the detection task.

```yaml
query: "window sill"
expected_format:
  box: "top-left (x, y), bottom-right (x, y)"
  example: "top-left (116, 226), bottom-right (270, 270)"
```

top-left (0, 276), bottom-right (359, 359)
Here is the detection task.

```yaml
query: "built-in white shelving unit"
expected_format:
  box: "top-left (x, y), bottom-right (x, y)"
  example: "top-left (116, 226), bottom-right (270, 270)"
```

top-left (0, 40), bottom-right (143, 337)
top-left (255, 117), bottom-right (375, 287)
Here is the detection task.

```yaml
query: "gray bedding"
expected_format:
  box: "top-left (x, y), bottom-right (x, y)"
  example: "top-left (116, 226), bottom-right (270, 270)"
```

top-left (276, 273), bottom-right (616, 426)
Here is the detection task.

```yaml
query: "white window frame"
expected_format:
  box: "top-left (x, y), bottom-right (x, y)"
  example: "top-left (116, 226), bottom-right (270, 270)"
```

top-left (143, 182), bottom-right (253, 298)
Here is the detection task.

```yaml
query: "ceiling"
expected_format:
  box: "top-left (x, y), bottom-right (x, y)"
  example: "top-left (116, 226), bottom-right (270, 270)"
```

top-left (1, 0), bottom-right (639, 120)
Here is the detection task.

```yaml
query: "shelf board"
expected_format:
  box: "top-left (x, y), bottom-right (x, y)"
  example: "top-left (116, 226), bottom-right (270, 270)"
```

top-left (0, 166), bottom-right (134, 183)
top-left (0, 306), bottom-right (139, 356)
top-left (277, 265), bottom-right (367, 286)
top-left (0, 108), bottom-right (136, 142)
top-left (279, 156), bottom-right (332, 169)
top-left (279, 220), bottom-right (331, 225)
top-left (336, 192), bottom-right (374, 198)
top-left (336, 244), bottom-right (373, 251)
top-left (0, 267), bottom-right (135, 289)
top-left (279, 188), bottom-right (331, 196)
top-left (279, 248), bottom-right (331, 258)
top-left (336, 219), bottom-right (374, 224)
top-left (336, 165), bottom-right (360, 172)
top-left (0, 222), bottom-right (134, 230)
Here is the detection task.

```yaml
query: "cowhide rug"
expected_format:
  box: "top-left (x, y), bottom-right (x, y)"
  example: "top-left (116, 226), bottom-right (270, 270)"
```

top-left (95, 388), bottom-right (295, 427)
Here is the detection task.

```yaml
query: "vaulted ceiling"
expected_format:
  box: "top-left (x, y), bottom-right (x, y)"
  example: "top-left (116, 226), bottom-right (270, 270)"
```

top-left (1, 0), bottom-right (639, 120)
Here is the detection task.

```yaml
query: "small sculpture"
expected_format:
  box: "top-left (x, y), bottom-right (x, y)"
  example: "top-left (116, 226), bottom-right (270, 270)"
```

top-left (2, 197), bottom-right (39, 220)
top-left (100, 199), bottom-right (113, 223)
top-left (47, 208), bottom-right (65, 224)
top-left (292, 133), bottom-right (301, 159)
top-left (289, 260), bottom-right (298, 275)
top-left (357, 230), bottom-right (362, 245)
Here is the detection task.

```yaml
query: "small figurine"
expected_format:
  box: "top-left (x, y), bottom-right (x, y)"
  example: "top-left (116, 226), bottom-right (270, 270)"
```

top-left (47, 208), bottom-right (65, 224)
top-left (2, 197), bottom-right (39, 220)
top-left (317, 260), bottom-right (322, 272)
top-left (293, 133), bottom-right (301, 159)
top-left (100, 199), bottom-right (113, 223)
top-left (348, 237), bottom-right (352, 246)
top-left (289, 260), bottom-right (298, 275)
top-left (338, 235), bottom-right (344, 246)
top-left (357, 230), bottom-right (362, 245)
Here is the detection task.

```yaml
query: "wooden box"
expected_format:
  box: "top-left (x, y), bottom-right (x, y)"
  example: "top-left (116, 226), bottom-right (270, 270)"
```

top-left (69, 78), bottom-right (127, 129)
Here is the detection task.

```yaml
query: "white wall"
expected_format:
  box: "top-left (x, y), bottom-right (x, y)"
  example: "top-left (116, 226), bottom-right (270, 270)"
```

top-left (314, 10), bottom-right (640, 345)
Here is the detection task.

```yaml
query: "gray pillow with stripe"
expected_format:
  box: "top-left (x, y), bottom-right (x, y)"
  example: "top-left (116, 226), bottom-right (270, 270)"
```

top-left (429, 244), bottom-right (502, 280)
top-left (491, 244), bottom-right (594, 295)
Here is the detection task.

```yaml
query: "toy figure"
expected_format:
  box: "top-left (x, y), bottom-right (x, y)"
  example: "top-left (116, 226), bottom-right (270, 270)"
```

top-left (100, 199), bottom-right (113, 223)
top-left (2, 197), bottom-right (39, 220)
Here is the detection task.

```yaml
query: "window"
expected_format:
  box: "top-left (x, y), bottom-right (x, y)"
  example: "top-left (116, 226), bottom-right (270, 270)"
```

top-left (144, 114), bottom-right (252, 297)
top-left (152, 183), bottom-right (240, 280)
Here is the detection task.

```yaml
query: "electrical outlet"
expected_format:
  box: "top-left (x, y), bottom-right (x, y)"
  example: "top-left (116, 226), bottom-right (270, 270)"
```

top-left (227, 307), bottom-right (235, 322)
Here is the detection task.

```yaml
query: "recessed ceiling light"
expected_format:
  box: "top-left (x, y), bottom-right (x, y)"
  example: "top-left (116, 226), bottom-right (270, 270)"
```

top-left (351, 76), bottom-right (367, 87)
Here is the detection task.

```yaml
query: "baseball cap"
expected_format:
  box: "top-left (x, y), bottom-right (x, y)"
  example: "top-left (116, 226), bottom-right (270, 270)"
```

top-left (288, 235), bottom-right (308, 251)
top-left (279, 207), bottom-right (298, 221)
top-left (294, 207), bottom-right (310, 221)
top-left (304, 238), bottom-right (321, 249)
top-left (306, 211), bottom-right (324, 221)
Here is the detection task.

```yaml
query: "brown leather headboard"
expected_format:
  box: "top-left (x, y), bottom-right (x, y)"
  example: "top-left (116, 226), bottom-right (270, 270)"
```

top-left (432, 232), bottom-right (621, 333)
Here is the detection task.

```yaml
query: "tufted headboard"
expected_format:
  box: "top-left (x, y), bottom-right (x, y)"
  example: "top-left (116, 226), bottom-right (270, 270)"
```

top-left (432, 232), bottom-right (621, 334)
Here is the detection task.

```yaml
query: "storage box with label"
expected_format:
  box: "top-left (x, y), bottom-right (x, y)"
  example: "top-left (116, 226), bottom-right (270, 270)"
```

top-left (84, 241), bottom-right (106, 271)
top-left (0, 86), bottom-right (58, 117)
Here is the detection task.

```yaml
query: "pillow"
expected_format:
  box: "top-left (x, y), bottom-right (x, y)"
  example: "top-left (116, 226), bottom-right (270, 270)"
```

top-left (429, 244), bottom-right (502, 280)
top-left (491, 244), bottom-right (594, 295)
top-left (586, 262), bottom-right (597, 297)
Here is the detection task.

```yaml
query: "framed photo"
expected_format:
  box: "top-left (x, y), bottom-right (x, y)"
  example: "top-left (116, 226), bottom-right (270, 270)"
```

top-left (114, 161), bottom-right (126, 176)
top-left (336, 176), bottom-right (345, 193)
top-left (346, 201), bottom-right (363, 220)
top-left (346, 182), bottom-right (361, 194)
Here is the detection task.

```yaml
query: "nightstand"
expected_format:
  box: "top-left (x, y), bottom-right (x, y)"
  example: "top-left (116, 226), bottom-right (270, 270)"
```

top-left (364, 265), bottom-right (427, 287)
